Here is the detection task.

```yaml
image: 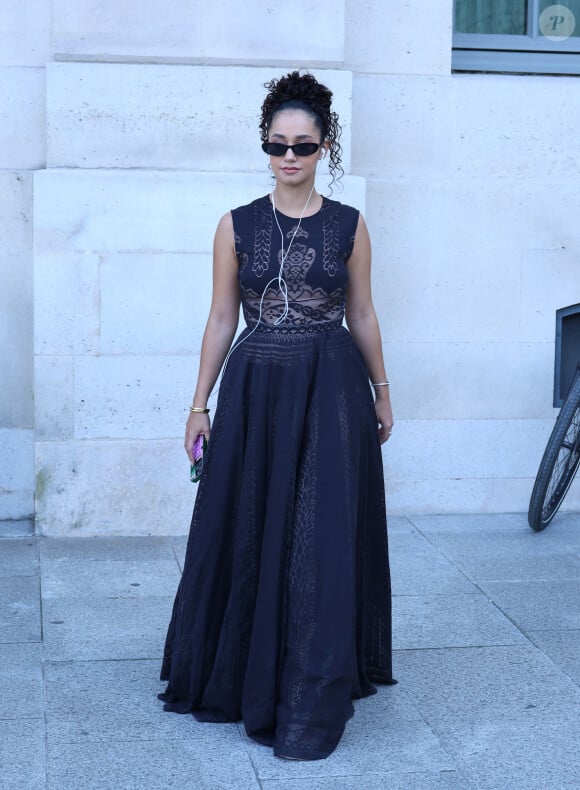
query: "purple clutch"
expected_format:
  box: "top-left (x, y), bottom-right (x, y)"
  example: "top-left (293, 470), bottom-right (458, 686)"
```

top-left (190, 434), bottom-right (207, 483)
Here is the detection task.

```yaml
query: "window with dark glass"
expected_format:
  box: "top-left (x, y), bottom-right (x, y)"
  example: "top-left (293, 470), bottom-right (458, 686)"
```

top-left (453, 1), bottom-right (580, 75)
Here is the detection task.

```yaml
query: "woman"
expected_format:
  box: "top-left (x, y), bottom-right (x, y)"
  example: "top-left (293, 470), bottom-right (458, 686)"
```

top-left (159, 71), bottom-right (396, 761)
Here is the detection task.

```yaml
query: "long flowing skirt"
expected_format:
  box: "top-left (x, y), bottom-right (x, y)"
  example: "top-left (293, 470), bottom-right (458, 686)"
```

top-left (158, 324), bottom-right (396, 760)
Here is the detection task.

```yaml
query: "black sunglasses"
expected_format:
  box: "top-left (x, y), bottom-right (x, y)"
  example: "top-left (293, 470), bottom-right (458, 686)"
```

top-left (262, 141), bottom-right (321, 157)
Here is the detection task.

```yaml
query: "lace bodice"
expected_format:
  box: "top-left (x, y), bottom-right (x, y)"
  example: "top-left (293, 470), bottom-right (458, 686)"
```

top-left (232, 196), bottom-right (360, 331)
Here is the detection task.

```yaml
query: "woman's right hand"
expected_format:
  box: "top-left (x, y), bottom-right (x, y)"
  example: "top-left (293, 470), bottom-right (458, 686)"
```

top-left (184, 412), bottom-right (211, 464)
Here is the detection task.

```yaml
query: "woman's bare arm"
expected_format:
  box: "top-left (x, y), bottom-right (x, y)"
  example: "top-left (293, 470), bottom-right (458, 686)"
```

top-left (345, 214), bottom-right (394, 443)
top-left (185, 212), bottom-right (240, 460)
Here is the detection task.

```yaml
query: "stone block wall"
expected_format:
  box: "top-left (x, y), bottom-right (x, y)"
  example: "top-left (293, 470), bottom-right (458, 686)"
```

top-left (33, 61), bottom-right (363, 535)
top-left (0, 0), bottom-right (578, 531)
top-left (0, 1), bottom-right (48, 520)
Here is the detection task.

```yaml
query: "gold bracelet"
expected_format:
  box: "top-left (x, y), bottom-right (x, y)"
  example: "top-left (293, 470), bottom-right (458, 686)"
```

top-left (189, 406), bottom-right (210, 414)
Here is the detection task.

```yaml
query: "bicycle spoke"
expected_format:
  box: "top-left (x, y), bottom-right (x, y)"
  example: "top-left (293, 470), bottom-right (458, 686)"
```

top-left (542, 409), bottom-right (580, 519)
top-left (529, 369), bottom-right (580, 530)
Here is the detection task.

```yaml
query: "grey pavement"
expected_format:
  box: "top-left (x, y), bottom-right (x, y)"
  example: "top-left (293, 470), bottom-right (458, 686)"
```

top-left (0, 512), bottom-right (579, 790)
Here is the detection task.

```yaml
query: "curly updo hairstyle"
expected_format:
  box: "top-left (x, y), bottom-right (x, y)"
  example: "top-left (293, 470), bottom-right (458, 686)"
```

top-left (260, 71), bottom-right (344, 192)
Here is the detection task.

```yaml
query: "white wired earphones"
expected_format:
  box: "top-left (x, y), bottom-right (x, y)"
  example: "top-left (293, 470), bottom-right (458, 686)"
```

top-left (219, 178), bottom-right (318, 379)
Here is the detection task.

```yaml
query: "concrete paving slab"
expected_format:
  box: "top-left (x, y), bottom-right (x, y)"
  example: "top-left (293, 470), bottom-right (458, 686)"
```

top-left (0, 537), bottom-right (39, 577)
top-left (527, 629), bottom-right (580, 683)
top-left (39, 535), bottom-right (176, 562)
top-left (0, 575), bottom-right (41, 643)
top-left (393, 592), bottom-right (527, 650)
top-left (0, 519), bottom-right (35, 537)
top-left (0, 515), bottom-right (577, 789)
top-left (41, 559), bottom-right (180, 599)
top-left (409, 512), bottom-right (532, 533)
top-left (170, 535), bottom-right (188, 570)
top-left (0, 642), bottom-right (44, 719)
top-left (260, 771), bottom-right (479, 790)
top-left (478, 579), bottom-right (580, 632)
top-left (45, 658), bottom-right (208, 743)
top-left (395, 644), bottom-right (580, 719)
top-left (241, 685), bottom-right (455, 781)
top-left (0, 718), bottom-right (46, 790)
top-left (47, 732), bottom-right (260, 790)
top-left (42, 595), bottom-right (173, 660)
top-left (395, 645), bottom-right (580, 790)
top-left (442, 713), bottom-right (580, 790)
top-left (389, 531), bottom-right (476, 596)
top-left (409, 519), bottom-right (580, 582)
top-left (387, 515), bottom-right (420, 534)
top-left (410, 511), bottom-right (580, 534)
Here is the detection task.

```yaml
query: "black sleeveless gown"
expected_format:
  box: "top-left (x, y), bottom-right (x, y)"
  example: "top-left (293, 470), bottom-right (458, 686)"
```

top-left (158, 195), bottom-right (396, 760)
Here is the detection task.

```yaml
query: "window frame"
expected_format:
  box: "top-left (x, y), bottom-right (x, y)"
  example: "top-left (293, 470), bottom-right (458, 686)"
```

top-left (452, 0), bottom-right (580, 75)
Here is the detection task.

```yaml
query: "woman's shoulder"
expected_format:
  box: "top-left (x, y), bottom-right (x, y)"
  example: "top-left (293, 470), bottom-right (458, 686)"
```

top-left (231, 195), bottom-right (269, 217)
top-left (322, 197), bottom-right (361, 231)
top-left (323, 196), bottom-right (360, 217)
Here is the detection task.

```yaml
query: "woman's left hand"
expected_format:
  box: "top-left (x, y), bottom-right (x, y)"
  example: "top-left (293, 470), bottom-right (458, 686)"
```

top-left (375, 397), bottom-right (394, 444)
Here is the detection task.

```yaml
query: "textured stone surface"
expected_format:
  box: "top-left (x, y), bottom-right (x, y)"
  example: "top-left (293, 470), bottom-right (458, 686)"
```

top-left (47, 736), bottom-right (259, 790)
top-left (34, 170), bottom-right (365, 258)
top-left (397, 645), bottom-right (580, 790)
top-left (45, 659), bottom-right (205, 743)
top-left (99, 253), bottom-right (214, 355)
top-left (42, 594), bottom-right (173, 660)
top-left (73, 354), bottom-right (198, 440)
top-left (0, 171), bottom-right (33, 251)
top-left (0, 515), bottom-right (579, 788)
top-left (382, 417), bottom-right (558, 482)
top-left (47, 63), bottom-right (352, 171)
top-left (34, 355), bottom-right (75, 440)
top-left (353, 72), bottom-right (580, 179)
top-left (52, 0), bottom-right (345, 62)
top-left (0, 67), bottom-right (45, 168)
top-left (477, 579), bottom-right (580, 632)
top-left (353, 74), bottom-right (455, 179)
top-left (366, 175), bottom-right (580, 254)
top-left (397, 643), bottom-right (580, 720)
top-left (0, 172), bottom-right (34, 480)
top-left (0, 0), bottom-right (50, 66)
top-left (345, 0), bottom-right (452, 75)
top-left (0, 574), bottom-right (41, 643)
top-left (39, 535), bottom-right (175, 562)
top-left (42, 559), bottom-right (180, 599)
top-left (35, 438), bottom-right (195, 536)
top-left (260, 772), bottom-right (479, 790)
top-left (520, 248), bottom-right (580, 342)
top-left (381, 339), bottom-right (554, 420)
top-left (34, 252), bottom-right (100, 356)
top-left (371, 243), bottom-right (523, 345)
top-left (393, 592), bottom-right (527, 650)
top-left (527, 629), bottom-right (580, 684)
top-left (0, 519), bottom-right (35, 537)
top-left (241, 686), bottom-right (454, 781)
top-left (0, 719), bottom-right (46, 790)
top-left (33, 167), bottom-right (366, 533)
top-left (0, 643), bottom-right (43, 719)
top-left (407, 513), bottom-right (580, 582)
top-left (0, 537), bottom-right (38, 577)
top-left (388, 530), bottom-right (476, 596)
top-left (0, 429), bottom-right (35, 520)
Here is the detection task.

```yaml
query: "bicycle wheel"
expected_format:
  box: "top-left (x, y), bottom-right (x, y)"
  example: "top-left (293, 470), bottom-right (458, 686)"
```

top-left (528, 369), bottom-right (580, 531)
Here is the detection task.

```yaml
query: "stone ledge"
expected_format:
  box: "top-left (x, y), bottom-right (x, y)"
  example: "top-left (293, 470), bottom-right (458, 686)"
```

top-left (47, 62), bottom-right (353, 170)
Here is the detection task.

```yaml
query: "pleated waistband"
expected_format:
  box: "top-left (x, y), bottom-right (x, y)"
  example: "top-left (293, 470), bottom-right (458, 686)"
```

top-left (227, 322), bottom-right (357, 365)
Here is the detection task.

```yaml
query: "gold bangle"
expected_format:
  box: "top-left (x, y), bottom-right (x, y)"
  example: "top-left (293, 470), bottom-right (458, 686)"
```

top-left (189, 406), bottom-right (210, 414)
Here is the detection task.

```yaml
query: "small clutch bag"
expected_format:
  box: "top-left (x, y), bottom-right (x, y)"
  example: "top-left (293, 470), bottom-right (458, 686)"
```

top-left (190, 434), bottom-right (207, 483)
